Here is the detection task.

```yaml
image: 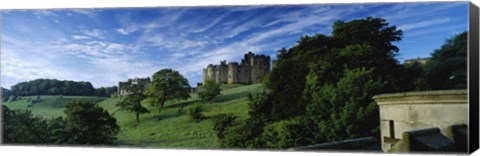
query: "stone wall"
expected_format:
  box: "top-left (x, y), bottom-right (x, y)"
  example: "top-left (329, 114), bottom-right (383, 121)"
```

top-left (203, 52), bottom-right (270, 84)
top-left (373, 89), bottom-right (467, 152)
top-left (117, 77), bottom-right (151, 96)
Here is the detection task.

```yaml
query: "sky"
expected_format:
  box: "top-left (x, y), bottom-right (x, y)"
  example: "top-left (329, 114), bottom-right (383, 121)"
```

top-left (0, 2), bottom-right (469, 89)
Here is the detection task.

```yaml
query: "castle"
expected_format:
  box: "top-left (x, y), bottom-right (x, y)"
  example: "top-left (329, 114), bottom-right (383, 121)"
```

top-left (117, 77), bottom-right (150, 96)
top-left (203, 52), bottom-right (270, 84)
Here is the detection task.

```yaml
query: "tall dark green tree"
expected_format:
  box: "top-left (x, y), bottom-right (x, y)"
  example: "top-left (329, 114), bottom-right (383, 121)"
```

top-left (61, 101), bottom-right (119, 145)
top-left (220, 17), bottom-right (410, 148)
top-left (425, 32), bottom-right (467, 89)
top-left (145, 69), bottom-right (191, 115)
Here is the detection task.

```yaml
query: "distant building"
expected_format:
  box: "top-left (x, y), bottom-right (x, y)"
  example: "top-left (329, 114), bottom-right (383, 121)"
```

top-left (117, 77), bottom-right (150, 96)
top-left (203, 52), bottom-right (271, 84)
top-left (404, 57), bottom-right (430, 65)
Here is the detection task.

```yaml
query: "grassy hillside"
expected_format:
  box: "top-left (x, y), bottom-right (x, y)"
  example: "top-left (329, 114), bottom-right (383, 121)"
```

top-left (2, 84), bottom-right (265, 148)
top-left (2, 95), bottom-right (107, 118)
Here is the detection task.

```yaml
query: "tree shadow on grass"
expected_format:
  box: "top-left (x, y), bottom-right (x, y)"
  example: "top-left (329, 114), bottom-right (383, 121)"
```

top-left (211, 92), bottom-right (250, 103)
top-left (163, 99), bottom-right (203, 109)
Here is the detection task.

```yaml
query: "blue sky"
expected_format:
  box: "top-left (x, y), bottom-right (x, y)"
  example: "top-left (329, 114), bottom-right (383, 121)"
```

top-left (1, 2), bottom-right (469, 89)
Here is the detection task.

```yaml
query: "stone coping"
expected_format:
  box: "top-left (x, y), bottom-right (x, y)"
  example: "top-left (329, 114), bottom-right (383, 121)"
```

top-left (373, 89), bottom-right (467, 105)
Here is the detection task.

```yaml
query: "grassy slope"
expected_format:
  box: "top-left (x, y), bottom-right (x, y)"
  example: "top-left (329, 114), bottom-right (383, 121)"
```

top-left (99, 83), bottom-right (264, 148)
top-left (2, 95), bottom-right (107, 118)
top-left (3, 84), bottom-right (265, 148)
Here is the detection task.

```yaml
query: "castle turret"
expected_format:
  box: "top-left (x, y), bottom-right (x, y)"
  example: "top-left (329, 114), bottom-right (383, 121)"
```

top-left (228, 62), bottom-right (239, 84)
top-left (206, 64), bottom-right (216, 82)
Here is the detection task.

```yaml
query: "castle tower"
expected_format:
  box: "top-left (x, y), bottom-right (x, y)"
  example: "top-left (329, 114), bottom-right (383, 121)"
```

top-left (206, 64), bottom-right (216, 82)
top-left (228, 62), bottom-right (239, 84)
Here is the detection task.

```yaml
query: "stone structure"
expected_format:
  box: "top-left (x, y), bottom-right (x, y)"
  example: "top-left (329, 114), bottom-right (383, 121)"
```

top-left (117, 77), bottom-right (151, 96)
top-left (203, 52), bottom-right (270, 84)
top-left (404, 57), bottom-right (430, 65)
top-left (373, 89), bottom-right (467, 152)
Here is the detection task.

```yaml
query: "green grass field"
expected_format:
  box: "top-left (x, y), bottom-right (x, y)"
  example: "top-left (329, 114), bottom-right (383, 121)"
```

top-left (2, 95), bottom-right (107, 118)
top-left (2, 84), bottom-right (265, 148)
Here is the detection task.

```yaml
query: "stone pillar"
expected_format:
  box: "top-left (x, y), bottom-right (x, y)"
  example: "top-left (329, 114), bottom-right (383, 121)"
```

top-left (373, 89), bottom-right (467, 152)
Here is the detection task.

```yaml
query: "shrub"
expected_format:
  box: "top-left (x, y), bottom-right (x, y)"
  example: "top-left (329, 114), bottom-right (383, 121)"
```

top-left (260, 117), bottom-right (315, 148)
top-left (198, 79), bottom-right (221, 102)
top-left (212, 113), bottom-right (237, 139)
top-left (187, 104), bottom-right (204, 122)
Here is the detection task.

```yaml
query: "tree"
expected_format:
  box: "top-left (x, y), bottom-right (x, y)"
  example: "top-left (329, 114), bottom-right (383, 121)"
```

top-left (221, 17), bottom-right (409, 148)
top-left (2, 106), bottom-right (62, 144)
top-left (62, 101), bottom-right (119, 145)
top-left (425, 32), bottom-right (467, 89)
top-left (198, 79), bottom-right (221, 102)
top-left (145, 69), bottom-right (191, 115)
top-left (116, 80), bottom-right (149, 123)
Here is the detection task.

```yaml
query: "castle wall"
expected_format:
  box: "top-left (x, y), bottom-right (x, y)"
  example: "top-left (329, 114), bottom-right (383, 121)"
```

top-left (118, 78), bottom-right (150, 96)
top-left (203, 52), bottom-right (271, 85)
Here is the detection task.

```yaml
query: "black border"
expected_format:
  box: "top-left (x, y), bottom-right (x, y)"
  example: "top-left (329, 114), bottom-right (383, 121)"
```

top-left (469, 2), bottom-right (479, 154)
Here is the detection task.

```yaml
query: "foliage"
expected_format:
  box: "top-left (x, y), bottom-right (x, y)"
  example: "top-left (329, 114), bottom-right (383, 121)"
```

top-left (305, 68), bottom-right (385, 142)
top-left (198, 79), bottom-right (222, 102)
top-left (94, 86), bottom-right (118, 97)
top-left (187, 104), bottom-right (205, 122)
top-left (260, 117), bottom-right (315, 148)
top-left (145, 69), bottom-right (191, 114)
top-left (211, 113), bottom-right (237, 139)
top-left (222, 17), bottom-right (408, 148)
top-left (1, 87), bottom-right (13, 102)
top-left (220, 118), bottom-right (265, 148)
top-left (115, 80), bottom-right (149, 123)
top-left (9, 79), bottom-right (96, 96)
top-left (61, 101), bottom-right (119, 145)
top-left (2, 106), bottom-right (63, 144)
top-left (424, 32), bottom-right (467, 89)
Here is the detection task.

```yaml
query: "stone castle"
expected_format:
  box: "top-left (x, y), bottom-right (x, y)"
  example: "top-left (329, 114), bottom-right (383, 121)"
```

top-left (203, 52), bottom-right (270, 84)
top-left (117, 77), bottom-right (150, 96)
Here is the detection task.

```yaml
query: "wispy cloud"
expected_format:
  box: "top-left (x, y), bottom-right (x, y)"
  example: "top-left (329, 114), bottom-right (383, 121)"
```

top-left (82, 29), bottom-right (105, 39)
top-left (72, 35), bottom-right (89, 40)
top-left (33, 10), bottom-right (58, 17)
top-left (70, 9), bottom-right (99, 17)
top-left (398, 18), bottom-right (451, 31)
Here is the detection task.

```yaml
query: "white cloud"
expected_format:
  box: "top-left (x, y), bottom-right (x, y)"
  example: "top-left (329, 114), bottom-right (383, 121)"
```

top-left (82, 29), bottom-right (105, 39)
top-left (116, 28), bottom-right (131, 35)
top-left (33, 10), bottom-right (57, 17)
top-left (398, 18), bottom-right (451, 31)
top-left (70, 9), bottom-right (99, 17)
top-left (72, 35), bottom-right (90, 40)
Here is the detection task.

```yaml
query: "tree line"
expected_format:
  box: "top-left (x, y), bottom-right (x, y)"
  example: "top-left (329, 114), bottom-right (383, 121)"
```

top-left (1, 79), bottom-right (118, 101)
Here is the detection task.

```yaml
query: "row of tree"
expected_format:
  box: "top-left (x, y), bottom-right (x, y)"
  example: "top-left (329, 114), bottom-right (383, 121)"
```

top-left (1, 79), bottom-right (118, 101)
top-left (213, 17), bottom-right (467, 148)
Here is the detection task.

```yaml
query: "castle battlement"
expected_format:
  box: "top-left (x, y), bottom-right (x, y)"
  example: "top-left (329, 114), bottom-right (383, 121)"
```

top-left (203, 52), bottom-right (270, 84)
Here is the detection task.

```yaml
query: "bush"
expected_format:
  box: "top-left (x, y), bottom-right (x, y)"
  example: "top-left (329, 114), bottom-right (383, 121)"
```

top-left (212, 114), bottom-right (237, 139)
top-left (187, 104), bottom-right (204, 122)
top-left (260, 117), bottom-right (315, 148)
top-left (198, 79), bottom-right (221, 102)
